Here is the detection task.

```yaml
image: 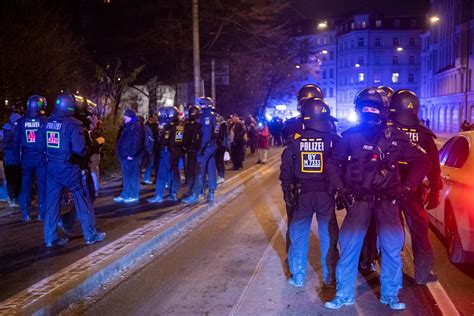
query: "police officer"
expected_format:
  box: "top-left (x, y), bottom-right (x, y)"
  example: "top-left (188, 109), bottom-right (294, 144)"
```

top-left (389, 89), bottom-right (441, 284)
top-left (183, 105), bottom-right (202, 195)
top-left (15, 95), bottom-right (47, 221)
top-left (324, 88), bottom-right (431, 310)
top-left (281, 84), bottom-right (324, 143)
top-left (44, 93), bottom-right (106, 247)
top-left (183, 97), bottom-right (219, 204)
top-left (148, 106), bottom-right (179, 203)
top-left (358, 86), bottom-right (394, 272)
top-left (280, 98), bottom-right (340, 288)
top-left (167, 109), bottom-right (186, 201)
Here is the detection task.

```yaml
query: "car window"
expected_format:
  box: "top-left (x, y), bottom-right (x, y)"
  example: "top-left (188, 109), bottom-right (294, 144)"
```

top-left (439, 137), bottom-right (457, 165)
top-left (444, 137), bottom-right (470, 168)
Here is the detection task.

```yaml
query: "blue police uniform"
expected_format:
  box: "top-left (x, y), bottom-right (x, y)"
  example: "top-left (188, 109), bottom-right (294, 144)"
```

top-left (44, 106), bottom-right (102, 246)
top-left (326, 125), bottom-right (431, 307)
top-left (280, 130), bottom-right (340, 287)
top-left (195, 109), bottom-right (218, 196)
top-left (15, 115), bottom-right (47, 220)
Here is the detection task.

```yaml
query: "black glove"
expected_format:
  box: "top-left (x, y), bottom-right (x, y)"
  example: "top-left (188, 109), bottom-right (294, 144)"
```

top-left (337, 187), bottom-right (355, 209)
top-left (283, 188), bottom-right (296, 207)
top-left (424, 190), bottom-right (440, 210)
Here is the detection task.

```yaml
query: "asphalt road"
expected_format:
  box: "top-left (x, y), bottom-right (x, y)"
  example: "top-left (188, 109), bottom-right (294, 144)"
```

top-left (74, 170), bottom-right (464, 315)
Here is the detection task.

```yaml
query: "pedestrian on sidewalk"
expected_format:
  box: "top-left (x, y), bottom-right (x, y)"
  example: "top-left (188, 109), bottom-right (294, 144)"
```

top-left (44, 93), bottom-right (105, 247)
top-left (280, 98), bottom-right (340, 289)
top-left (230, 114), bottom-right (246, 170)
top-left (114, 108), bottom-right (145, 203)
top-left (15, 95), bottom-right (48, 221)
top-left (2, 112), bottom-right (22, 208)
top-left (215, 113), bottom-right (228, 184)
top-left (256, 122), bottom-right (270, 164)
top-left (246, 115), bottom-right (258, 155)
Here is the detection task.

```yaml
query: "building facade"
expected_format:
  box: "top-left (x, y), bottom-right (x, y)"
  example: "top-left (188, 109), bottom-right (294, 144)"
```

top-left (336, 14), bottom-right (423, 119)
top-left (420, 0), bottom-right (474, 133)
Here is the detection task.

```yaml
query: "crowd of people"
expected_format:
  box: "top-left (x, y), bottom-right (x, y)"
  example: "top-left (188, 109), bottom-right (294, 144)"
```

top-left (0, 93), bottom-right (273, 246)
top-left (280, 84), bottom-right (441, 311)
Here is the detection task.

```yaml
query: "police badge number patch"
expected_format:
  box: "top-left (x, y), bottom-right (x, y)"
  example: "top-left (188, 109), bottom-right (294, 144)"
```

top-left (26, 129), bottom-right (37, 143)
top-left (47, 131), bottom-right (60, 148)
top-left (301, 152), bottom-right (323, 173)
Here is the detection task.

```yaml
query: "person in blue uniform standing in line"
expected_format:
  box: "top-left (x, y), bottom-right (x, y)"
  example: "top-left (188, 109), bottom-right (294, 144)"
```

top-left (148, 106), bottom-right (179, 203)
top-left (324, 88), bottom-right (431, 310)
top-left (280, 97), bottom-right (340, 289)
top-left (44, 92), bottom-right (105, 247)
top-left (183, 97), bottom-right (219, 204)
top-left (14, 95), bottom-right (48, 221)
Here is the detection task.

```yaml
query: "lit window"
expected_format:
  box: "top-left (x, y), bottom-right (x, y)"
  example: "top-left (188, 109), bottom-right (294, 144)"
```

top-left (376, 20), bottom-right (382, 28)
top-left (409, 73), bottom-right (415, 83)
top-left (392, 72), bottom-right (400, 83)
top-left (358, 73), bottom-right (365, 82)
top-left (361, 21), bottom-right (366, 28)
top-left (103, 0), bottom-right (111, 3)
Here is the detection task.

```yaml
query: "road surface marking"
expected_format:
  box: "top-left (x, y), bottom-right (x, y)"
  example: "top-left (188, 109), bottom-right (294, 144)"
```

top-left (230, 209), bottom-right (287, 316)
top-left (403, 226), bottom-right (460, 316)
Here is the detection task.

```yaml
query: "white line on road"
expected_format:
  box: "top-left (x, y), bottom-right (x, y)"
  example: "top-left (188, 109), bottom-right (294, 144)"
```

top-left (229, 214), bottom-right (287, 316)
top-left (403, 226), bottom-right (460, 316)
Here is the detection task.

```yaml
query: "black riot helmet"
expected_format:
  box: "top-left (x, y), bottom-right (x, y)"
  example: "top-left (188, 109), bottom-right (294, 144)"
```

top-left (389, 89), bottom-right (420, 126)
top-left (354, 88), bottom-right (385, 125)
top-left (301, 97), bottom-right (334, 132)
top-left (199, 97), bottom-right (214, 109)
top-left (26, 95), bottom-right (47, 117)
top-left (188, 105), bottom-right (201, 121)
top-left (377, 86), bottom-right (394, 99)
top-left (297, 84), bottom-right (324, 112)
top-left (53, 93), bottom-right (76, 117)
top-left (158, 106), bottom-right (179, 124)
top-left (376, 86), bottom-right (394, 111)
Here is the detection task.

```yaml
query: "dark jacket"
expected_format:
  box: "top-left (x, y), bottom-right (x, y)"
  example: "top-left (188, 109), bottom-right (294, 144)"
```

top-left (2, 113), bottom-right (22, 165)
top-left (183, 119), bottom-right (202, 152)
top-left (116, 118), bottom-right (145, 161)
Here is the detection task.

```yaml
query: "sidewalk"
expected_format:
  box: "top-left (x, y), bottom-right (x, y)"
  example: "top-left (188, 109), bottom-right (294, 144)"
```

top-left (0, 148), bottom-right (282, 303)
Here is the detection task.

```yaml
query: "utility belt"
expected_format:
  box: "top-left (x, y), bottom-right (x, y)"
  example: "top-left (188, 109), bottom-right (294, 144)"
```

top-left (354, 193), bottom-right (393, 202)
top-left (298, 180), bottom-right (329, 193)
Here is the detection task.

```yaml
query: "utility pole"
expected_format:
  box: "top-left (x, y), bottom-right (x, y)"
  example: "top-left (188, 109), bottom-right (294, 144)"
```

top-left (211, 59), bottom-right (216, 105)
top-left (192, 0), bottom-right (202, 99)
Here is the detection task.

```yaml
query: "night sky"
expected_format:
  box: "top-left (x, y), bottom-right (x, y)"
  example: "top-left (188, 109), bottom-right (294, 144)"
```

top-left (291, 0), bottom-right (430, 19)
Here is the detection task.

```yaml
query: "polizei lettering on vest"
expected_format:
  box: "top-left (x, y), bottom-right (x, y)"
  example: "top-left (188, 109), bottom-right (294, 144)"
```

top-left (300, 141), bottom-right (324, 151)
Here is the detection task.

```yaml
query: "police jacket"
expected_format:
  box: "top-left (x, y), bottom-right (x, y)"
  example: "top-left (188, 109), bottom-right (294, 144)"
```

top-left (2, 114), bottom-right (22, 165)
top-left (183, 119), bottom-right (201, 152)
top-left (116, 118), bottom-right (145, 160)
top-left (199, 110), bottom-right (219, 149)
top-left (282, 116), bottom-right (303, 145)
top-left (168, 121), bottom-right (185, 150)
top-left (15, 115), bottom-right (47, 163)
top-left (327, 124), bottom-right (431, 197)
top-left (280, 128), bottom-right (340, 192)
top-left (45, 114), bottom-right (87, 164)
top-left (391, 122), bottom-right (443, 192)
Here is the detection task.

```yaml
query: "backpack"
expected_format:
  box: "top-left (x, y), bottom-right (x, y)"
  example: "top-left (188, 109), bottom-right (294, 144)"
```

top-left (144, 125), bottom-right (155, 154)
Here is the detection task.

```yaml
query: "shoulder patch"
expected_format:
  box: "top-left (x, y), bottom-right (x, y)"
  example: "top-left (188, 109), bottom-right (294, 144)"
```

top-left (294, 133), bottom-right (301, 139)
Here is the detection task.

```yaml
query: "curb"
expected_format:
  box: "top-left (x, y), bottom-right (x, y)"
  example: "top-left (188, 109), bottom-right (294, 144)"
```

top-left (0, 152), bottom-right (282, 315)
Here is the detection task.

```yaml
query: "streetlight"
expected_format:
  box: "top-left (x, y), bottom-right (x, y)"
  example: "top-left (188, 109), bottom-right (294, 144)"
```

top-left (321, 49), bottom-right (328, 55)
top-left (430, 16), bottom-right (440, 24)
top-left (318, 21), bottom-right (328, 30)
top-left (354, 63), bottom-right (360, 68)
top-left (397, 47), bottom-right (404, 52)
top-left (295, 65), bottom-right (301, 69)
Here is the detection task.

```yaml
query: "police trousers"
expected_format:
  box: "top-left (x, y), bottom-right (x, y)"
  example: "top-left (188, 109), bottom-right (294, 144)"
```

top-left (155, 149), bottom-right (172, 197)
top-left (44, 162), bottom-right (97, 243)
top-left (399, 190), bottom-right (433, 282)
top-left (288, 192), bottom-right (339, 284)
top-left (194, 145), bottom-right (217, 194)
top-left (186, 150), bottom-right (198, 193)
top-left (19, 159), bottom-right (47, 218)
top-left (336, 199), bottom-right (404, 299)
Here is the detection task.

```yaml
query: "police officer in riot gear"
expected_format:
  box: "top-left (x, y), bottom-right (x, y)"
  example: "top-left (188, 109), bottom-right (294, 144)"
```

top-left (389, 89), bottom-right (441, 283)
top-left (44, 93), bottom-right (105, 247)
top-left (183, 97), bottom-right (219, 204)
top-left (281, 84), bottom-right (324, 142)
top-left (148, 106), bottom-right (179, 203)
top-left (183, 105), bottom-right (202, 195)
top-left (324, 88), bottom-right (431, 310)
top-left (280, 97), bottom-right (340, 288)
top-left (167, 109), bottom-right (186, 201)
top-left (15, 95), bottom-right (48, 221)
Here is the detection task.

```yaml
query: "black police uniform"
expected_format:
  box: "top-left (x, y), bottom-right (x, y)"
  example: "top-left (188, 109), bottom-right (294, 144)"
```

top-left (280, 130), bottom-right (340, 286)
top-left (168, 120), bottom-right (185, 198)
top-left (44, 98), bottom-right (103, 246)
top-left (327, 125), bottom-right (431, 301)
top-left (391, 122), bottom-right (441, 282)
top-left (183, 119), bottom-right (201, 194)
top-left (282, 116), bottom-right (303, 145)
